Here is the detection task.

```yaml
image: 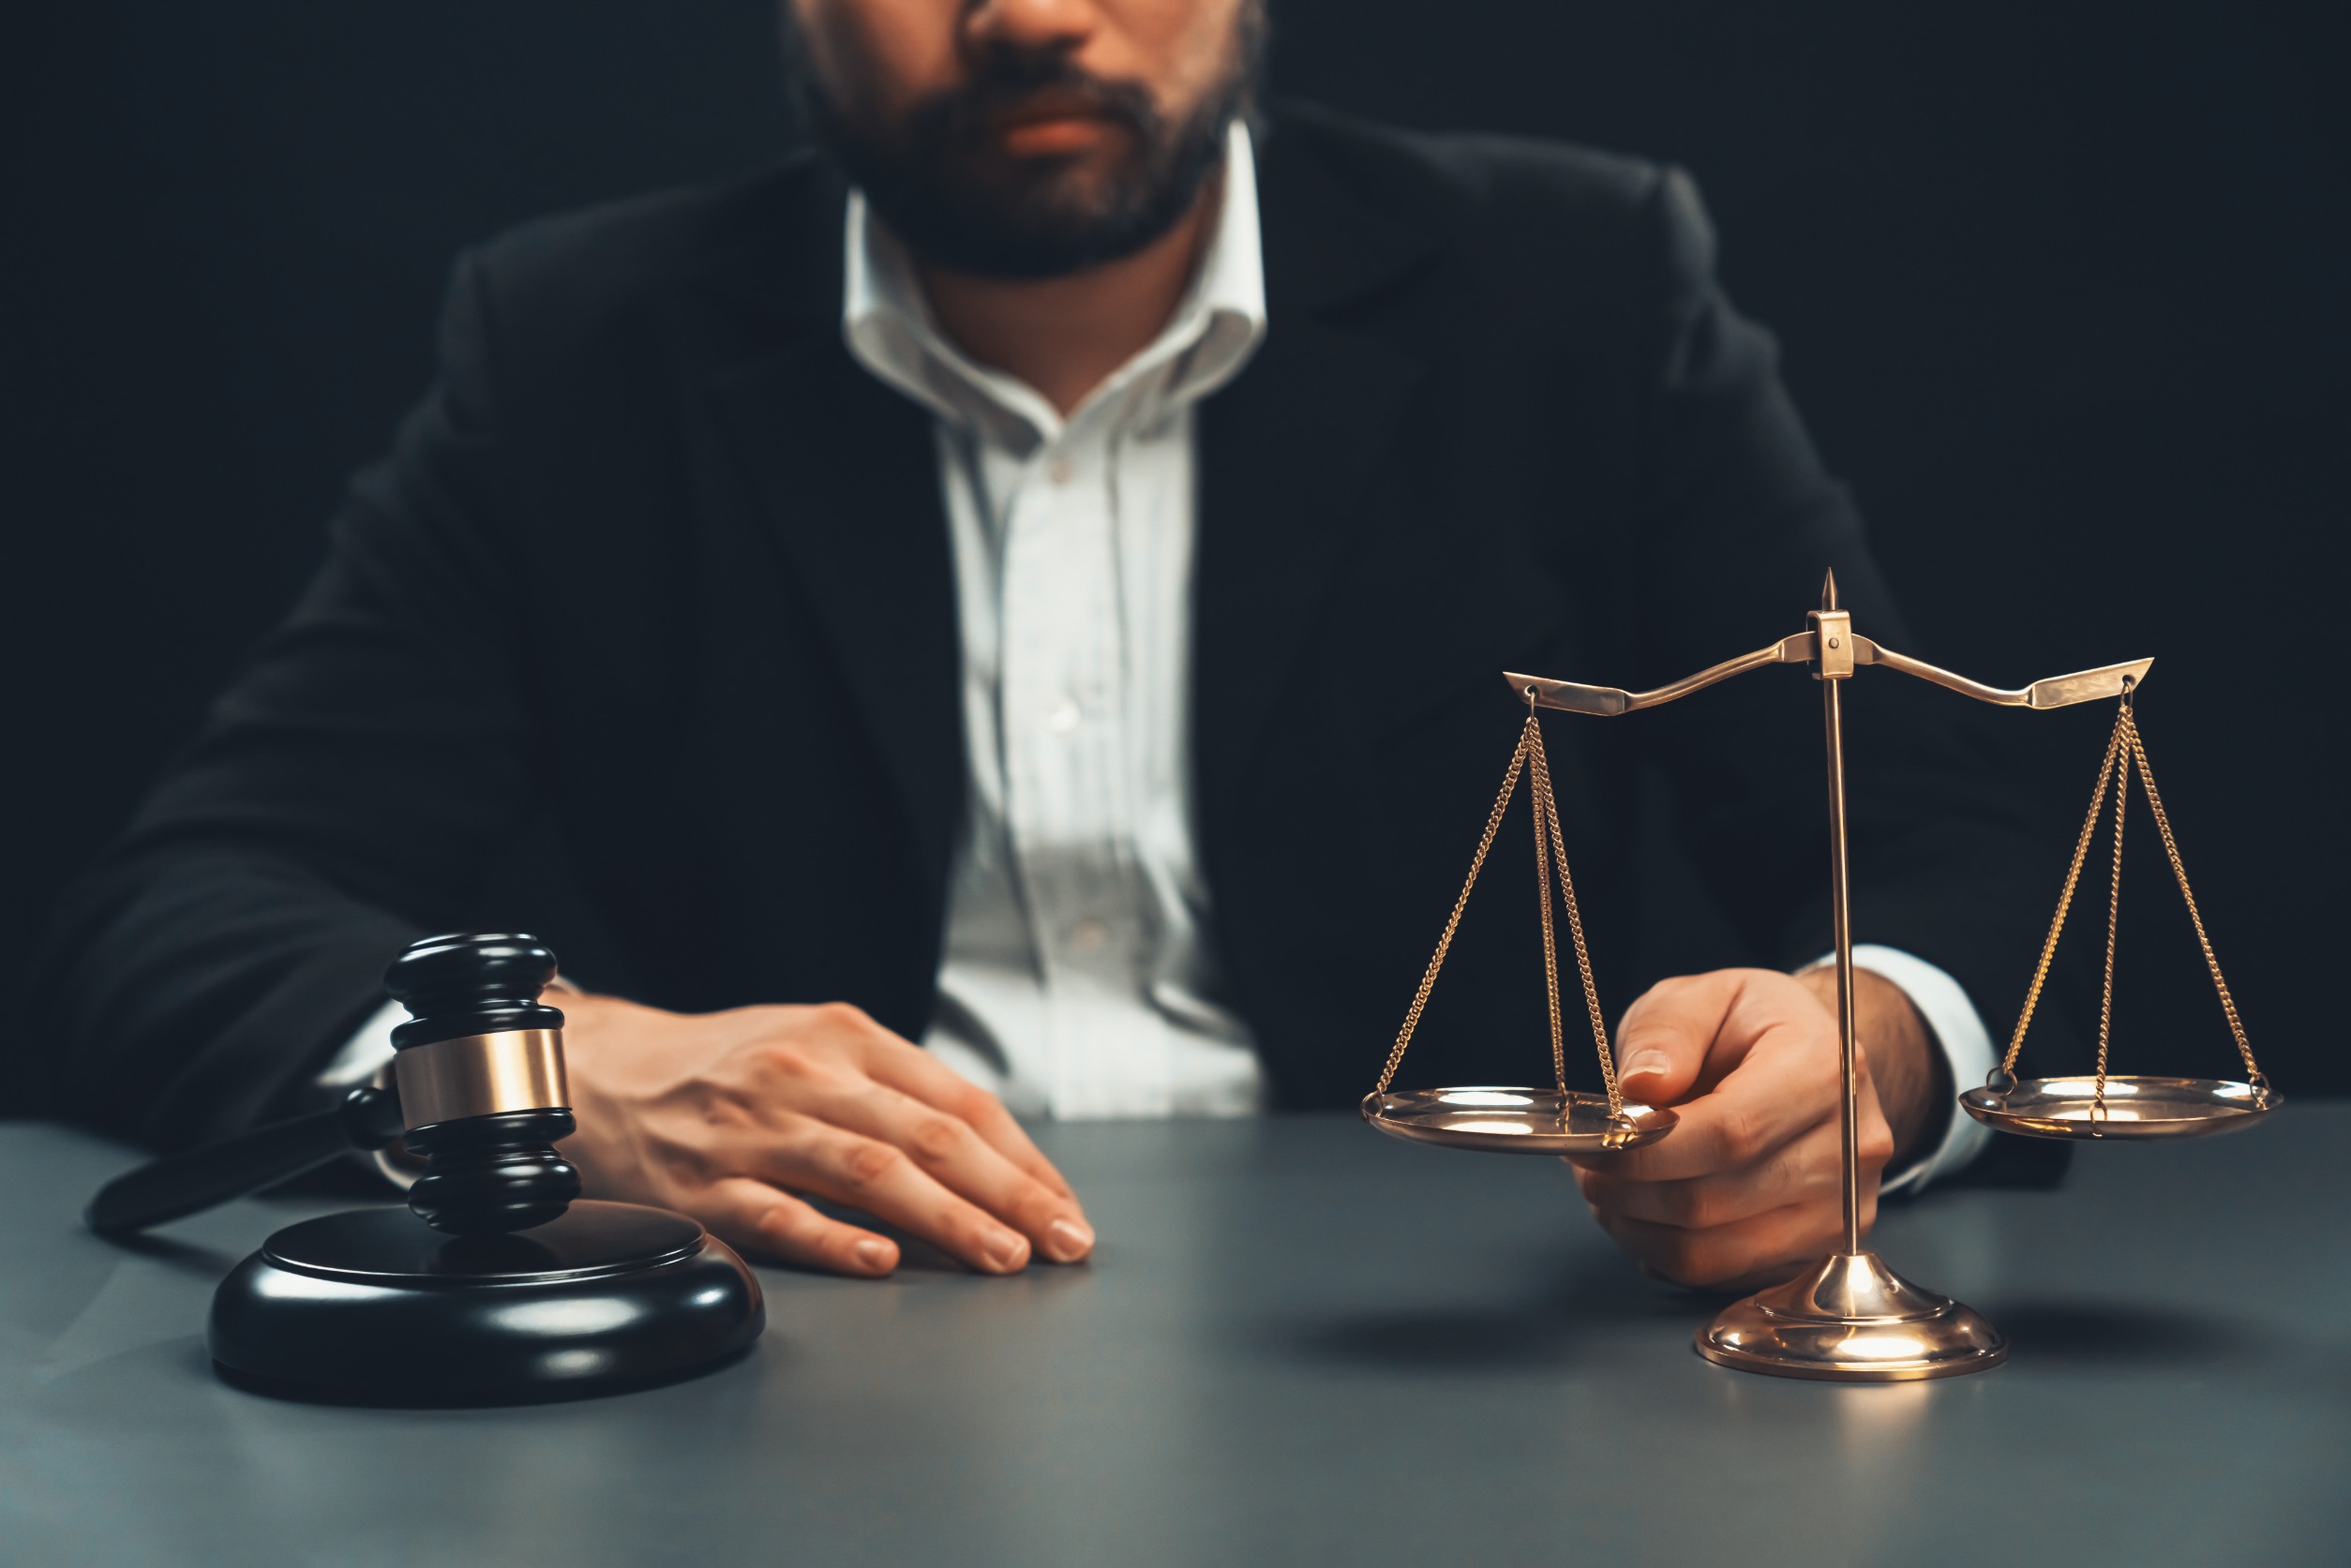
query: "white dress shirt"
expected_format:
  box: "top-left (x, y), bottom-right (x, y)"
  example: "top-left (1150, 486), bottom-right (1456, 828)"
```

top-left (324, 120), bottom-right (1992, 1187)
top-left (844, 121), bottom-right (1268, 1120)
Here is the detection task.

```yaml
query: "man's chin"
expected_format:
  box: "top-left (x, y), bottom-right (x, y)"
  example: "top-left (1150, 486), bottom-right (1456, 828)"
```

top-left (942, 167), bottom-right (1145, 237)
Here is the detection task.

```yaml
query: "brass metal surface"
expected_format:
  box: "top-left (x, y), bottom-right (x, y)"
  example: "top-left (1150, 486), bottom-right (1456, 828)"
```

top-left (1361, 1088), bottom-right (1676, 1154)
top-left (1812, 608), bottom-right (1854, 680)
top-left (1501, 571), bottom-right (2093, 1381)
top-left (1990, 684), bottom-right (2269, 1131)
top-left (1505, 633), bottom-right (1815, 716)
top-left (1695, 1250), bottom-right (2008, 1381)
top-left (393, 1028), bottom-right (569, 1131)
top-left (1856, 640), bottom-right (2153, 709)
top-left (1507, 641), bottom-right (2152, 717)
top-left (1371, 701), bottom-right (1633, 1144)
top-left (1474, 576), bottom-right (2261, 1380)
top-left (1960, 1074), bottom-right (2281, 1140)
top-left (1815, 583), bottom-right (1864, 1254)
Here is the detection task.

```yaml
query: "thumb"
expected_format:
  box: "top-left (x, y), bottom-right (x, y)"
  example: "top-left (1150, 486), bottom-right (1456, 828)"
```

top-left (1611, 971), bottom-right (1749, 1106)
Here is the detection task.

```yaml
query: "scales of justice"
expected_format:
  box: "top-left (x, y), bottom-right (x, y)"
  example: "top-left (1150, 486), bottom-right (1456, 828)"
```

top-left (1363, 573), bottom-right (2279, 1381)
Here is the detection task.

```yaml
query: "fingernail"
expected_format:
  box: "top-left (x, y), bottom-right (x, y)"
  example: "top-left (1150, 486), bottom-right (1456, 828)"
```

top-left (855, 1238), bottom-right (895, 1274)
top-left (985, 1231), bottom-right (1030, 1273)
top-left (1621, 1050), bottom-right (1670, 1082)
top-left (1044, 1217), bottom-right (1095, 1262)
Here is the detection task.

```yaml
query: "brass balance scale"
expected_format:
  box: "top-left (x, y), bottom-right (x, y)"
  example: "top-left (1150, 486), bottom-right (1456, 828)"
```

top-left (1362, 573), bottom-right (2279, 1381)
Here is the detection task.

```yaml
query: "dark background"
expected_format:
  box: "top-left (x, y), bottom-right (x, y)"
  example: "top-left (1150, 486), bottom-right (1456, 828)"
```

top-left (5, 3), bottom-right (2343, 1101)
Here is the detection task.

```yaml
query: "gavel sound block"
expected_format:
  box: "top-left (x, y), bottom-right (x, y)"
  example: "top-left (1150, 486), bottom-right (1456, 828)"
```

top-left (97, 934), bottom-right (764, 1404)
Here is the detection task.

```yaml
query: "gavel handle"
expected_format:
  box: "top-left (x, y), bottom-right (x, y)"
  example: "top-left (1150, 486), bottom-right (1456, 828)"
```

top-left (85, 1083), bottom-right (406, 1237)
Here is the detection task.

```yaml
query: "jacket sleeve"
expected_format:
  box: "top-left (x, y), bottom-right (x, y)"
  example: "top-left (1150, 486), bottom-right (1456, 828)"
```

top-left (28, 251), bottom-right (547, 1150)
top-left (1622, 167), bottom-right (2083, 1105)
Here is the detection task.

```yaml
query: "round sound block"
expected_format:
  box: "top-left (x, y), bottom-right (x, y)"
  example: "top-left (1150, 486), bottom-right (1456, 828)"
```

top-left (209, 1200), bottom-right (763, 1404)
top-left (1360, 1086), bottom-right (1676, 1154)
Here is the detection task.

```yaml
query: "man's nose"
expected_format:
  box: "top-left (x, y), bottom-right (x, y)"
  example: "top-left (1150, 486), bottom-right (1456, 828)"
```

top-left (964, 0), bottom-right (1100, 55)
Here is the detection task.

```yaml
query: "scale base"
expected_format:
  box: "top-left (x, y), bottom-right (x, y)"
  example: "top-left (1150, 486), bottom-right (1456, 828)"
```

top-left (209, 1200), bottom-right (764, 1405)
top-left (1695, 1250), bottom-right (2005, 1382)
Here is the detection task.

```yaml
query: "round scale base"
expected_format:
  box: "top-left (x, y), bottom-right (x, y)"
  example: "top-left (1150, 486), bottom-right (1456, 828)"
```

top-left (1361, 1087), bottom-right (1675, 1155)
top-left (209, 1200), bottom-right (763, 1405)
top-left (1696, 1251), bottom-right (2006, 1382)
top-left (1960, 1075), bottom-right (2280, 1141)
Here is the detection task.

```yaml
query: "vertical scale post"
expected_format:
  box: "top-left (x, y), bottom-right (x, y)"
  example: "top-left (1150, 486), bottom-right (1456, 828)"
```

top-left (1815, 573), bottom-right (1863, 1256)
top-left (1691, 573), bottom-right (2007, 1380)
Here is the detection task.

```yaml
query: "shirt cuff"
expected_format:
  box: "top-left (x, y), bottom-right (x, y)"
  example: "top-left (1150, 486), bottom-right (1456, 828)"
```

top-left (1799, 945), bottom-right (1996, 1196)
top-left (319, 999), bottom-right (403, 1091)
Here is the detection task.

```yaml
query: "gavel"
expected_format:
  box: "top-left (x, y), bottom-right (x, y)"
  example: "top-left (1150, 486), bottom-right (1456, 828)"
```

top-left (90, 933), bottom-right (582, 1236)
top-left (86, 933), bottom-right (763, 1404)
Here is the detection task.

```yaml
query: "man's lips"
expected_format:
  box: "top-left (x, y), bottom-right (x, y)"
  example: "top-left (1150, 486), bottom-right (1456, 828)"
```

top-left (1000, 114), bottom-right (1110, 155)
top-left (984, 94), bottom-right (1129, 157)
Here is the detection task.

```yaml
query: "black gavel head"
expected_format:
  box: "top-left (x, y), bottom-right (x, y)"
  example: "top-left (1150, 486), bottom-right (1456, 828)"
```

top-left (384, 933), bottom-right (581, 1236)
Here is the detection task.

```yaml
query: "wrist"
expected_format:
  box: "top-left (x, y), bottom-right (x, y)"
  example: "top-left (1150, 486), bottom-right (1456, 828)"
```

top-left (1793, 965), bottom-right (1948, 1162)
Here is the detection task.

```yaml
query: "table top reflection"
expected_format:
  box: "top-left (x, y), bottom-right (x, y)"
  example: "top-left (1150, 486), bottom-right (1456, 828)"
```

top-left (2, 1108), bottom-right (2345, 1567)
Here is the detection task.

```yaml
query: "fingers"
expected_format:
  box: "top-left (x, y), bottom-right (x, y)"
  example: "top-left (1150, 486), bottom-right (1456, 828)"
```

top-left (1572, 967), bottom-right (1903, 1290)
top-left (1593, 1192), bottom-right (1879, 1292)
top-left (1580, 968), bottom-right (1886, 1183)
top-left (1574, 1116), bottom-right (1846, 1231)
top-left (803, 1071), bottom-right (1096, 1263)
top-left (695, 1175), bottom-right (901, 1277)
top-left (1578, 1030), bottom-right (1849, 1185)
top-left (756, 1120), bottom-right (1040, 1276)
top-left (1611, 970), bottom-right (1766, 1108)
top-left (569, 996), bottom-right (1096, 1278)
top-left (783, 1005), bottom-right (1092, 1261)
top-left (848, 1018), bottom-right (1082, 1203)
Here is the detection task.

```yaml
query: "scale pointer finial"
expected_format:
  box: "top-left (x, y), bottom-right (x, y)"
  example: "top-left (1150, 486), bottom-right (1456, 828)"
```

top-left (1821, 568), bottom-right (1838, 612)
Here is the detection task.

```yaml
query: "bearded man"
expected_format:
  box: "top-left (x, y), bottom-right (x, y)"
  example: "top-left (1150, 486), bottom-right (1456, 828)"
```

top-left (36, 0), bottom-right (2063, 1290)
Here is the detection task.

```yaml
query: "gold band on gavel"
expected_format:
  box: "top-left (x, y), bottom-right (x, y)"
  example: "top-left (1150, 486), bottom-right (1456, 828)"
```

top-left (391, 1029), bottom-right (570, 1131)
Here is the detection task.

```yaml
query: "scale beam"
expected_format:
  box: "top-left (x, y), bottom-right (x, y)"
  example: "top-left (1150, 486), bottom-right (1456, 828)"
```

top-left (1854, 641), bottom-right (2152, 709)
top-left (1505, 635), bottom-right (1816, 715)
top-left (1506, 636), bottom-right (2150, 714)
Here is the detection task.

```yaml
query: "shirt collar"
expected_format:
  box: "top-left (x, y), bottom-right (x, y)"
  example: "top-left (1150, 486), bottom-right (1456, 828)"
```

top-left (842, 119), bottom-right (1267, 454)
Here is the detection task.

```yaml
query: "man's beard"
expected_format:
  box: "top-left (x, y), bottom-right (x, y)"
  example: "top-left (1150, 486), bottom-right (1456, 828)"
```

top-left (786, 9), bottom-right (1265, 280)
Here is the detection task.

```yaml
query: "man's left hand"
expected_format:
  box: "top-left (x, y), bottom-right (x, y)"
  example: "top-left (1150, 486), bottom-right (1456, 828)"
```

top-left (1566, 966), bottom-right (1947, 1292)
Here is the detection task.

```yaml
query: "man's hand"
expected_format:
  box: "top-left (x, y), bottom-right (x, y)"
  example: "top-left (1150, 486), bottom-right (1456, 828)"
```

top-left (1567, 966), bottom-right (1948, 1292)
top-left (553, 993), bottom-right (1094, 1278)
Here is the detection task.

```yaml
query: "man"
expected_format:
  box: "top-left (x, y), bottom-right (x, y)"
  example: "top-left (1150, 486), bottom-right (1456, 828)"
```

top-left (35, 0), bottom-right (2062, 1290)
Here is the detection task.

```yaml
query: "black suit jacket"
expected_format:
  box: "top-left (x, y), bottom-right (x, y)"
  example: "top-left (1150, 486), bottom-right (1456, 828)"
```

top-left (33, 103), bottom-right (2071, 1151)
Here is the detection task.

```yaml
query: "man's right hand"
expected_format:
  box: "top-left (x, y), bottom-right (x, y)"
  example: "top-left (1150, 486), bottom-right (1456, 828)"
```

top-left (553, 993), bottom-right (1095, 1278)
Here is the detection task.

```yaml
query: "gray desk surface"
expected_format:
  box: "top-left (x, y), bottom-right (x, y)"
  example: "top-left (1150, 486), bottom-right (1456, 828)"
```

top-left (2, 1110), bottom-right (2345, 1568)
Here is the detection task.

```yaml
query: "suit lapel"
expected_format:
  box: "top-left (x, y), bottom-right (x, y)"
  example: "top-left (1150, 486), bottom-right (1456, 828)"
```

top-left (668, 166), bottom-right (965, 889)
top-left (654, 118), bottom-right (1449, 891)
top-left (1193, 113), bottom-right (1441, 821)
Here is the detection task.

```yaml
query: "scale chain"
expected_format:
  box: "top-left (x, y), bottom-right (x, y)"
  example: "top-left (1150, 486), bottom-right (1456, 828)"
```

top-left (2122, 706), bottom-right (2264, 1084)
top-left (2094, 713), bottom-right (2129, 1124)
top-left (2002, 706), bottom-right (2129, 1075)
top-left (1527, 727), bottom-right (1571, 1098)
top-left (1372, 709), bottom-right (1622, 1110)
top-left (1372, 724), bottom-right (1532, 1096)
top-left (1526, 718), bottom-right (1624, 1113)
top-left (1999, 690), bottom-right (2265, 1098)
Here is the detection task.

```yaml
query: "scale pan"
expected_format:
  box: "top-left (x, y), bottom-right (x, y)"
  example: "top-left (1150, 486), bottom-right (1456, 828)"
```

top-left (1960, 1074), bottom-right (2281, 1142)
top-left (1361, 1087), bottom-right (1676, 1155)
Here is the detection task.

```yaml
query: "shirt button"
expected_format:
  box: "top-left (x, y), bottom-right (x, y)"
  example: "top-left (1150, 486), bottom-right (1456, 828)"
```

top-left (1046, 456), bottom-right (1075, 485)
top-left (1045, 698), bottom-right (1082, 734)
top-left (1068, 918), bottom-right (1108, 952)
